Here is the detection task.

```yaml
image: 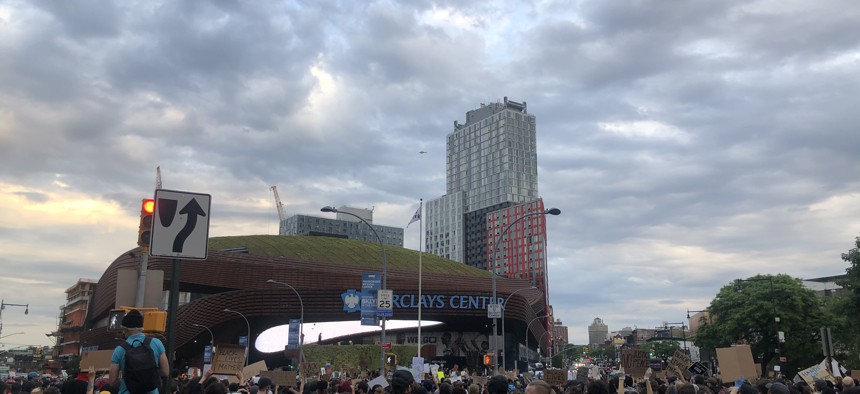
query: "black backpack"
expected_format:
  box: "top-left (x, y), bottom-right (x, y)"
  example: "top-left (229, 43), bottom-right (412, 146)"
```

top-left (120, 337), bottom-right (160, 394)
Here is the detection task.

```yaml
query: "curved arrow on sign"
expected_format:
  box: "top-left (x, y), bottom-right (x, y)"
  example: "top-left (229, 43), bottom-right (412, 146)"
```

top-left (173, 198), bottom-right (207, 253)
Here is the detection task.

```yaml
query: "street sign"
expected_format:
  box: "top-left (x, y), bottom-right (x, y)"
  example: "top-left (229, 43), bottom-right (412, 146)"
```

top-left (381, 342), bottom-right (392, 350)
top-left (487, 303), bottom-right (502, 319)
top-left (150, 189), bottom-right (211, 259)
top-left (377, 289), bottom-right (393, 317)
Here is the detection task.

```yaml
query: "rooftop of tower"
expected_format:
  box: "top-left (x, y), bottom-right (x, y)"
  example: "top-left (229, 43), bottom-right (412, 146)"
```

top-left (455, 96), bottom-right (529, 129)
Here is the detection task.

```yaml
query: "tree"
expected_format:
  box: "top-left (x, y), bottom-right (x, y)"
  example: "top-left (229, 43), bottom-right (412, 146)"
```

top-left (694, 274), bottom-right (825, 376)
top-left (640, 340), bottom-right (681, 360)
top-left (830, 235), bottom-right (860, 368)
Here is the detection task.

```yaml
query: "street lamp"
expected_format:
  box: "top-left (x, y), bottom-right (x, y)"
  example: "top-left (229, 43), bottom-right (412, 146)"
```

top-left (490, 207), bottom-right (560, 374)
top-left (191, 323), bottom-right (214, 348)
top-left (524, 314), bottom-right (550, 369)
top-left (735, 277), bottom-right (780, 373)
top-left (501, 286), bottom-right (536, 370)
top-left (223, 309), bottom-right (250, 367)
top-left (0, 300), bottom-right (29, 336)
top-left (321, 205), bottom-right (389, 376)
top-left (0, 332), bottom-right (24, 341)
top-left (267, 279), bottom-right (305, 369)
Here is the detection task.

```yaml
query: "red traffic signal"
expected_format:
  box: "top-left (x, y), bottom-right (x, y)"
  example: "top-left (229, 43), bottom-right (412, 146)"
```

top-left (142, 199), bottom-right (155, 214)
top-left (138, 198), bottom-right (154, 252)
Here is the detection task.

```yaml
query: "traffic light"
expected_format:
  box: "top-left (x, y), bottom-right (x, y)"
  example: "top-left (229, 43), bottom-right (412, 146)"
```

top-left (137, 198), bottom-right (155, 252)
top-left (385, 353), bottom-right (397, 369)
top-left (483, 353), bottom-right (495, 365)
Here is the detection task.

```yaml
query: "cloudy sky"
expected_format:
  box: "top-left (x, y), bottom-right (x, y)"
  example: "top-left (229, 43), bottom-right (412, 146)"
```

top-left (1, 0), bottom-right (859, 350)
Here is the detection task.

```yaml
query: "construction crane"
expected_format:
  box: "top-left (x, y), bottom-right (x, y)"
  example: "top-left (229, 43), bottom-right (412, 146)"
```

top-left (270, 186), bottom-right (286, 222)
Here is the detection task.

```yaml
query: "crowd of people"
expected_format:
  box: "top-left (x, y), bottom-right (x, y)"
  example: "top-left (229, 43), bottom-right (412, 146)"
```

top-left (2, 310), bottom-right (858, 394)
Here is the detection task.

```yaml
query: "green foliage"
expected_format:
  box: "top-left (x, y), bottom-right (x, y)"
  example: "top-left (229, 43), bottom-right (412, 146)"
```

top-left (640, 340), bottom-right (680, 359)
top-left (694, 274), bottom-right (825, 376)
top-left (830, 235), bottom-right (860, 368)
top-left (209, 235), bottom-right (491, 277)
top-left (303, 344), bottom-right (419, 370)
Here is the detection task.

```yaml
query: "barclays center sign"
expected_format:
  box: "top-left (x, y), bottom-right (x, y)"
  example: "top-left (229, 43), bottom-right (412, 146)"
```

top-left (341, 290), bottom-right (505, 313)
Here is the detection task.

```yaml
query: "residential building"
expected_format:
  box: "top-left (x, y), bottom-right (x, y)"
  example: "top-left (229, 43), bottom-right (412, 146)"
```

top-left (589, 317), bottom-right (609, 346)
top-left (53, 278), bottom-right (97, 361)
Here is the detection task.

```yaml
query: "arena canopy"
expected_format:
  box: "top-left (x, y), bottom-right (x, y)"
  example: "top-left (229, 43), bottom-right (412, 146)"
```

top-left (82, 235), bottom-right (549, 366)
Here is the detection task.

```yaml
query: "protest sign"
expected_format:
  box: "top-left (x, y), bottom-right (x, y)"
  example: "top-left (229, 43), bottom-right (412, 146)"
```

top-left (715, 346), bottom-right (758, 382)
top-left (211, 344), bottom-right (246, 374)
top-left (544, 369), bottom-right (568, 387)
top-left (621, 349), bottom-right (650, 378)
top-left (506, 371), bottom-right (517, 380)
top-left (688, 362), bottom-right (708, 376)
top-left (473, 376), bottom-right (487, 386)
top-left (244, 360), bottom-right (268, 379)
top-left (797, 360), bottom-right (834, 385)
top-left (853, 370), bottom-right (860, 378)
top-left (669, 350), bottom-right (692, 373)
top-left (260, 371), bottom-right (297, 387)
top-left (80, 350), bottom-right (114, 371)
top-left (368, 375), bottom-right (389, 388)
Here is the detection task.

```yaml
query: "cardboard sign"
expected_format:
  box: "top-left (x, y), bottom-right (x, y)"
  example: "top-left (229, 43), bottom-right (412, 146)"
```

top-left (211, 344), bottom-right (246, 374)
top-left (797, 360), bottom-right (834, 385)
top-left (621, 349), bottom-right (650, 378)
top-left (473, 376), bottom-right (487, 386)
top-left (853, 370), bottom-right (860, 378)
top-left (260, 370), bottom-right (297, 387)
top-left (544, 369), bottom-right (568, 387)
top-left (669, 351), bottom-right (692, 373)
top-left (244, 360), bottom-right (268, 379)
top-left (80, 350), bottom-right (114, 371)
top-left (716, 346), bottom-right (758, 382)
top-left (506, 371), bottom-right (517, 380)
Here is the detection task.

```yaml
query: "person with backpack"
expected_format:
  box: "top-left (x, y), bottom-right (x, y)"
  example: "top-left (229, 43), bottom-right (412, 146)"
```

top-left (109, 309), bottom-right (170, 394)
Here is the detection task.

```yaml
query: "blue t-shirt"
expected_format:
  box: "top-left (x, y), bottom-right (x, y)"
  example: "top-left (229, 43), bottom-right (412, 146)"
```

top-left (111, 332), bottom-right (166, 394)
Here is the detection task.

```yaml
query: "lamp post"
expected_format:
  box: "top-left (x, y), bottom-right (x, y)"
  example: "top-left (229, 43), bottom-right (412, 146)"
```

top-left (267, 279), bottom-right (305, 369)
top-left (0, 332), bottom-right (24, 341)
top-left (524, 314), bottom-right (550, 369)
top-left (501, 286), bottom-right (536, 371)
top-left (735, 277), bottom-right (780, 374)
top-left (0, 300), bottom-right (29, 336)
top-left (191, 323), bottom-right (214, 349)
top-left (321, 206), bottom-right (388, 376)
top-left (490, 207), bottom-right (560, 374)
top-left (223, 309), bottom-right (250, 366)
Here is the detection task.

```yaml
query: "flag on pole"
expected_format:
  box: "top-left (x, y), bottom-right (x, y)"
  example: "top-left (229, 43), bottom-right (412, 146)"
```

top-left (407, 206), bottom-right (421, 227)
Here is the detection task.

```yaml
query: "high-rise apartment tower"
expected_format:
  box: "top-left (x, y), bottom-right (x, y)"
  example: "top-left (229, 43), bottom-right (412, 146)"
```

top-left (426, 97), bottom-right (547, 289)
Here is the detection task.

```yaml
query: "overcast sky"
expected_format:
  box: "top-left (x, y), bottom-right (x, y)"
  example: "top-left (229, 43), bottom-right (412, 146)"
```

top-left (1, 0), bottom-right (859, 350)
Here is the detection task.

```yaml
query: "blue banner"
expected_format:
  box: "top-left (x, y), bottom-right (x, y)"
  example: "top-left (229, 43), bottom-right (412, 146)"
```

top-left (288, 319), bottom-right (300, 350)
top-left (361, 273), bottom-right (382, 326)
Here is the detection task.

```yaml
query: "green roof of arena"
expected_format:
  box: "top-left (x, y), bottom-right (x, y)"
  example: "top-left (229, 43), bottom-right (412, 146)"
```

top-left (208, 235), bottom-right (492, 278)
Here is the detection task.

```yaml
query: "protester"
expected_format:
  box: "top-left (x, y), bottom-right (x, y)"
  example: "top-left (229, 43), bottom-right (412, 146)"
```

top-left (391, 370), bottom-right (415, 394)
top-left (109, 310), bottom-right (170, 394)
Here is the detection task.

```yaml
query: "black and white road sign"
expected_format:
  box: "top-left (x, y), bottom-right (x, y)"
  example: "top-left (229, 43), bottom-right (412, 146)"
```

top-left (150, 189), bottom-right (211, 259)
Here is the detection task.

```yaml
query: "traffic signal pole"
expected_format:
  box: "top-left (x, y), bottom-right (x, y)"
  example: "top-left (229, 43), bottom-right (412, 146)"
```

top-left (134, 254), bottom-right (149, 307)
